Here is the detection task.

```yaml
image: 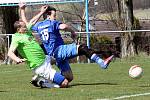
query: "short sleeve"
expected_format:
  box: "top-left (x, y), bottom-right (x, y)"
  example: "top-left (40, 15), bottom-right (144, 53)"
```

top-left (55, 21), bottom-right (62, 30)
top-left (10, 34), bottom-right (19, 48)
top-left (32, 22), bottom-right (40, 32)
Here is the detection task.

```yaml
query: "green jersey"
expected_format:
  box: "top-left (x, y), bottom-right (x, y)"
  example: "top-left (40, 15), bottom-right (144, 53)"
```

top-left (11, 24), bottom-right (45, 69)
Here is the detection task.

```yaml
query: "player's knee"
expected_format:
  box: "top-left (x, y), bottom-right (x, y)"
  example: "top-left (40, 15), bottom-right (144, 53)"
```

top-left (60, 79), bottom-right (69, 88)
top-left (53, 72), bottom-right (68, 86)
top-left (62, 71), bottom-right (73, 82)
top-left (66, 75), bottom-right (73, 82)
top-left (53, 72), bottom-right (69, 88)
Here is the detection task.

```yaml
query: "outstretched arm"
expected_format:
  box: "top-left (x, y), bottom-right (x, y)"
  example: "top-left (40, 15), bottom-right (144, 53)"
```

top-left (19, 3), bottom-right (48, 26)
top-left (19, 2), bottom-right (28, 25)
top-left (59, 24), bottom-right (77, 41)
top-left (8, 44), bottom-right (26, 63)
top-left (29, 5), bottom-right (48, 25)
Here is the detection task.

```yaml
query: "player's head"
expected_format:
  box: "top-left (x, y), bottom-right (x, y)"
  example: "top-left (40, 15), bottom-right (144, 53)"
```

top-left (43, 6), bottom-right (56, 20)
top-left (14, 19), bottom-right (27, 33)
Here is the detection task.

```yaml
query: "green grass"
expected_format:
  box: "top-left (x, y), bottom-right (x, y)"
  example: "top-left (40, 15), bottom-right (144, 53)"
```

top-left (1, 58), bottom-right (150, 100)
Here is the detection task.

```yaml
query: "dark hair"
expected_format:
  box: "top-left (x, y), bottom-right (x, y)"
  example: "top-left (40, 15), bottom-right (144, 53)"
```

top-left (14, 21), bottom-right (21, 31)
top-left (14, 19), bottom-right (24, 31)
top-left (43, 6), bottom-right (56, 19)
top-left (46, 6), bottom-right (56, 13)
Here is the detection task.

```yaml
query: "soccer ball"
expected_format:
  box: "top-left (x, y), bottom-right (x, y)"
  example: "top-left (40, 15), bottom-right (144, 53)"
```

top-left (129, 65), bottom-right (143, 79)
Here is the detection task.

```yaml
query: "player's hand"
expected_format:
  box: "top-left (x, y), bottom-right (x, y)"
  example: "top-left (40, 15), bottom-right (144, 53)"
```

top-left (16, 58), bottom-right (27, 64)
top-left (40, 5), bottom-right (48, 13)
top-left (19, 2), bottom-right (26, 9)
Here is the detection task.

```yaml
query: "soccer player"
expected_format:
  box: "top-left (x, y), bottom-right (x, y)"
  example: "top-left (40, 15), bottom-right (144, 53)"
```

top-left (7, 4), bottom-right (69, 88)
top-left (31, 6), bottom-right (114, 83)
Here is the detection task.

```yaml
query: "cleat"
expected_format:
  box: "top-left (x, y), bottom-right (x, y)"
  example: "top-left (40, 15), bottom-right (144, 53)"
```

top-left (31, 75), bottom-right (60, 88)
top-left (39, 80), bottom-right (60, 88)
top-left (102, 55), bottom-right (114, 69)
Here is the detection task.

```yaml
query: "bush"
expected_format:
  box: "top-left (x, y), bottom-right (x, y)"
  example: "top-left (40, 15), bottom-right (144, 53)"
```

top-left (90, 34), bottom-right (112, 47)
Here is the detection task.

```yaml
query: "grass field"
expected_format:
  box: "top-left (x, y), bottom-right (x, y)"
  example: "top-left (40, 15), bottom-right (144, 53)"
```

top-left (1, 57), bottom-right (150, 100)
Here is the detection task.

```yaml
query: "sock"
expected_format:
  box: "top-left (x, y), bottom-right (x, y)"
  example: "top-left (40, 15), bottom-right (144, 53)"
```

top-left (91, 54), bottom-right (105, 67)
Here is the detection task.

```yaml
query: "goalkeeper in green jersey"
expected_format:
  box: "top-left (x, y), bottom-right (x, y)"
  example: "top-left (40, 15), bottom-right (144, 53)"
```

top-left (7, 4), bottom-right (69, 88)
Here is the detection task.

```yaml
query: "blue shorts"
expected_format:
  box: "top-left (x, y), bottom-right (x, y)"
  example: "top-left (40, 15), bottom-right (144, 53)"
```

top-left (53, 43), bottom-right (78, 72)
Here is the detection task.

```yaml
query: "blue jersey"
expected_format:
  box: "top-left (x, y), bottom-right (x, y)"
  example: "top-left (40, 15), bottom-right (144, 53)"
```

top-left (32, 19), bottom-right (64, 56)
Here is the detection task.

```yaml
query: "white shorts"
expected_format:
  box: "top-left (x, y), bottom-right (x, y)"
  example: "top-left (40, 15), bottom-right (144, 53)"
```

top-left (32, 56), bottom-right (56, 81)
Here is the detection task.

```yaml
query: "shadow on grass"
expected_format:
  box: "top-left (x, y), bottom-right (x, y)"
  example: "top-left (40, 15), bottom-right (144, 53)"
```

top-left (0, 90), bottom-right (7, 92)
top-left (70, 82), bottom-right (118, 87)
top-left (34, 82), bottom-right (118, 89)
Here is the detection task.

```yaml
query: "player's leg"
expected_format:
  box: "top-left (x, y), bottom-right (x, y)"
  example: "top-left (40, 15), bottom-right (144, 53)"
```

top-left (54, 44), bottom-right (75, 82)
top-left (53, 43), bottom-right (78, 60)
top-left (32, 56), bottom-right (69, 88)
top-left (78, 44), bottom-right (114, 69)
top-left (53, 43), bottom-right (114, 69)
top-left (56, 59), bottom-right (73, 82)
top-left (31, 74), bottom-right (68, 88)
top-left (30, 75), bottom-right (60, 88)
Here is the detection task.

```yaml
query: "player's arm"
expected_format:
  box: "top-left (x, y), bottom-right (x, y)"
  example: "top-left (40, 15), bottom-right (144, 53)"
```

top-left (19, 3), bottom-right (48, 26)
top-left (19, 2), bottom-right (28, 25)
top-left (29, 5), bottom-right (48, 25)
top-left (8, 42), bottom-right (26, 63)
top-left (59, 24), bottom-right (77, 40)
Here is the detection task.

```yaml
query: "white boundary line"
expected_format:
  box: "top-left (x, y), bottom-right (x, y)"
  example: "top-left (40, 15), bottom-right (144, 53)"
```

top-left (97, 92), bottom-right (150, 100)
top-left (0, 70), bottom-right (22, 73)
top-left (0, 69), bottom-right (29, 74)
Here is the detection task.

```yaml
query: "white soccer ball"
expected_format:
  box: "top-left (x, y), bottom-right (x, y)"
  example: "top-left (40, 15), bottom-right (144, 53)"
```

top-left (129, 65), bottom-right (143, 79)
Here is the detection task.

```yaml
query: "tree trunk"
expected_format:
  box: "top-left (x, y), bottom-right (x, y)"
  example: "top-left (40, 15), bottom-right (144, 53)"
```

top-left (121, 34), bottom-right (127, 58)
top-left (121, 0), bottom-right (135, 58)
top-left (117, 0), bottom-right (122, 19)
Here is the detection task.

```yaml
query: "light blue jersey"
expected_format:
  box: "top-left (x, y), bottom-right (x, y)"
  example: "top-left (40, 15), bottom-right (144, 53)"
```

top-left (32, 19), bottom-right (64, 56)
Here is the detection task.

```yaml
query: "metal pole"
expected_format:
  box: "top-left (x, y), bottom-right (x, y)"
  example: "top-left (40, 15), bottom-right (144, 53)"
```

top-left (85, 0), bottom-right (90, 63)
top-left (7, 35), bottom-right (9, 52)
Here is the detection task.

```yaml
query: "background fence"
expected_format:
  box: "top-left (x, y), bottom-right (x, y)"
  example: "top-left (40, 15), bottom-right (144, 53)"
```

top-left (1, 30), bottom-right (150, 64)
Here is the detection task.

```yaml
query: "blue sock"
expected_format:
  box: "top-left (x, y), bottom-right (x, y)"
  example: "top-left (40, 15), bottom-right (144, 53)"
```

top-left (53, 72), bottom-right (65, 85)
top-left (91, 54), bottom-right (105, 68)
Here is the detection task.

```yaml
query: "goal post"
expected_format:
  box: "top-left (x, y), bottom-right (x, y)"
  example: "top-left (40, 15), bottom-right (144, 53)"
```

top-left (0, 0), bottom-right (91, 64)
top-left (0, 0), bottom-right (84, 6)
top-left (0, 0), bottom-right (90, 50)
